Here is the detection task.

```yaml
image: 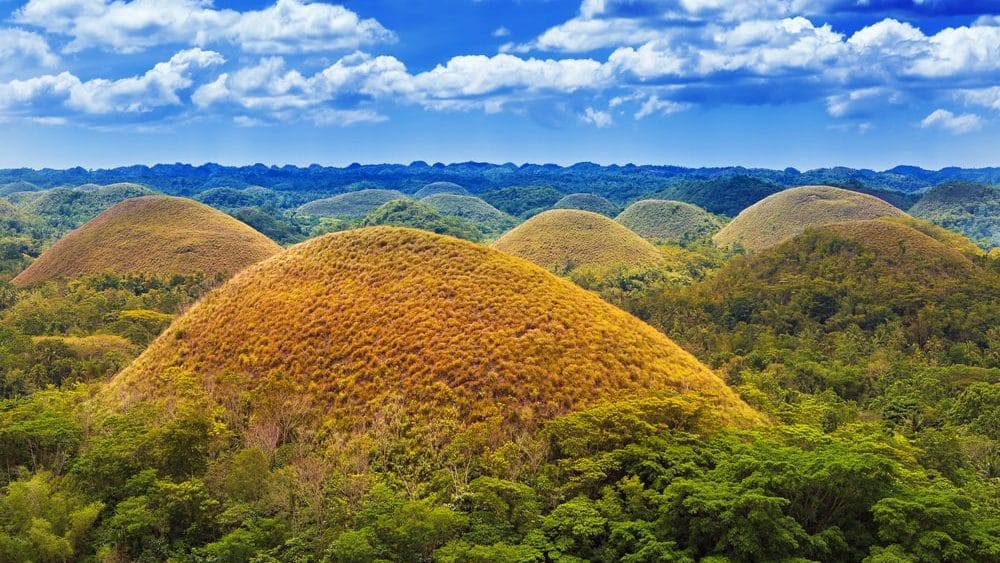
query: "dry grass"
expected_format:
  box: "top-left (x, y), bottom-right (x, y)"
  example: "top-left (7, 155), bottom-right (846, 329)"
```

top-left (492, 209), bottom-right (666, 272)
top-left (12, 196), bottom-right (281, 286)
top-left (882, 216), bottom-right (984, 259)
top-left (616, 199), bottom-right (723, 244)
top-left (414, 182), bottom-right (470, 198)
top-left (297, 189), bottom-right (406, 217)
top-left (553, 193), bottom-right (619, 217)
top-left (107, 227), bottom-right (762, 434)
top-left (713, 186), bottom-right (907, 252)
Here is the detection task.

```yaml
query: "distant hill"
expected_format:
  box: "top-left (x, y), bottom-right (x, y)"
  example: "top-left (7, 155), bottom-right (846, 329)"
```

top-left (422, 194), bottom-right (517, 237)
top-left (297, 189), bottom-right (405, 218)
top-left (713, 186), bottom-right (908, 252)
top-left (616, 199), bottom-right (723, 244)
top-left (15, 183), bottom-right (156, 232)
top-left (553, 193), bottom-right (619, 217)
top-left (482, 185), bottom-right (564, 218)
top-left (106, 227), bottom-right (762, 439)
top-left (196, 186), bottom-right (284, 210)
top-left (12, 196), bottom-right (281, 286)
top-left (909, 182), bottom-right (1000, 249)
top-left (362, 198), bottom-right (482, 241)
top-left (493, 209), bottom-right (665, 272)
top-left (653, 175), bottom-right (784, 216)
top-left (414, 181), bottom-right (470, 198)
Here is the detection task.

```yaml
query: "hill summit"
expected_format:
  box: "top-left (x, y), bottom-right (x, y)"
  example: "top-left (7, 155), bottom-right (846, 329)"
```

top-left (713, 186), bottom-right (907, 251)
top-left (492, 209), bottom-right (665, 272)
top-left (616, 199), bottom-right (722, 244)
top-left (12, 196), bottom-right (281, 286)
top-left (107, 227), bottom-right (760, 436)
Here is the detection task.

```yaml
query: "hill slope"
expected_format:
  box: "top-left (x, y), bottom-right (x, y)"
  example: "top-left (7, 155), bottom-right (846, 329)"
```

top-left (422, 194), bottom-right (517, 236)
top-left (12, 196), bottom-right (281, 286)
top-left (713, 186), bottom-right (907, 251)
top-left (107, 227), bottom-right (760, 434)
top-left (414, 181), bottom-right (470, 198)
top-left (16, 183), bottom-right (156, 231)
top-left (362, 198), bottom-right (482, 241)
top-left (909, 181), bottom-right (999, 249)
top-left (553, 193), bottom-right (619, 216)
top-left (297, 189), bottom-right (405, 217)
top-left (493, 209), bottom-right (666, 272)
top-left (616, 199), bottom-right (723, 244)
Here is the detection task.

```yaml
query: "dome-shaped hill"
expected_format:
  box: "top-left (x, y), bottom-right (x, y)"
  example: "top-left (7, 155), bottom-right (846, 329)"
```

top-left (297, 189), bottom-right (405, 218)
top-left (107, 227), bottom-right (761, 435)
top-left (0, 198), bottom-right (18, 218)
top-left (553, 193), bottom-right (618, 216)
top-left (414, 181), bottom-right (470, 199)
top-left (493, 209), bottom-right (665, 272)
top-left (422, 194), bottom-right (517, 236)
top-left (12, 196), bottom-right (281, 287)
top-left (617, 200), bottom-right (723, 244)
top-left (713, 186), bottom-right (907, 252)
top-left (0, 181), bottom-right (40, 197)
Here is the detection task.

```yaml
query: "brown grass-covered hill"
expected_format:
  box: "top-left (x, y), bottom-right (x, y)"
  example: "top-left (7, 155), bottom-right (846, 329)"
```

top-left (297, 189), bottom-right (406, 218)
top-left (414, 181), bottom-right (470, 199)
top-left (106, 227), bottom-right (761, 437)
top-left (713, 186), bottom-right (907, 252)
top-left (12, 196), bottom-right (281, 287)
top-left (616, 199), bottom-right (723, 244)
top-left (553, 193), bottom-right (619, 217)
top-left (492, 209), bottom-right (666, 272)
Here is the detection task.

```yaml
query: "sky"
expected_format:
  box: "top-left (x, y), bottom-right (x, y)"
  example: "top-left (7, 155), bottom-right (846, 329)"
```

top-left (0, 0), bottom-right (999, 170)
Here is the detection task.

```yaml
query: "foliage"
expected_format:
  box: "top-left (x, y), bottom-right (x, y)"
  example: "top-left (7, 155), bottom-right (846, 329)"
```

top-left (298, 189), bottom-right (406, 218)
top-left (232, 206), bottom-right (311, 245)
top-left (910, 181), bottom-right (1000, 250)
top-left (362, 199), bottom-right (483, 242)
top-left (421, 194), bottom-right (518, 238)
top-left (482, 185), bottom-right (564, 219)
top-left (616, 199), bottom-right (723, 245)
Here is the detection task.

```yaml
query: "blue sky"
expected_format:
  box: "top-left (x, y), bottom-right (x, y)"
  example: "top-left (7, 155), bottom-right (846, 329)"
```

top-left (0, 0), bottom-right (999, 169)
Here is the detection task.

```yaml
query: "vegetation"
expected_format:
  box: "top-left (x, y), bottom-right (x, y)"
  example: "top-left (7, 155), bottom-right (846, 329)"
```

top-left (421, 194), bottom-right (517, 238)
top-left (493, 209), bottom-right (666, 274)
top-left (231, 206), bottom-right (312, 245)
top-left (196, 186), bottom-right (290, 211)
top-left (12, 196), bottom-right (281, 287)
top-left (108, 227), bottom-right (760, 442)
top-left (714, 185), bottom-right (908, 252)
top-left (13, 183), bottom-right (156, 234)
top-left (482, 185), bottom-right (564, 218)
top-left (414, 182), bottom-right (470, 199)
top-left (616, 199), bottom-right (723, 245)
top-left (362, 199), bottom-right (483, 241)
top-left (910, 181), bottom-right (1000, 249)
top-left (298, 189), bottom-right (406, 218)
top-left (553, 193), bottom-right (619, 217)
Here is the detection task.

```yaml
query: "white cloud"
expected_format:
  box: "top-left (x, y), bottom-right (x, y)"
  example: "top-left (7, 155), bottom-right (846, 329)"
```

top-left (493, 26), bottom-right (510, 38)
top-left (826, 87), bottom-right (891, 118)
top-left (635, 95), bottom-right (688, 119)
top-left (962, 86), bottom-right (1000, 111)
top-left (14, 0), bottom-right (395, 54)
top-left (580, 106), bottom-right (612, 127)
top-left (0, 28), bottom-right (59, 77)
top-left (920, 109), bottom-right (983, 134)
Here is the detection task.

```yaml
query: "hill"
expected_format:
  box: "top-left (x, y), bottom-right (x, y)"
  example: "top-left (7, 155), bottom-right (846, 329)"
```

top-left (553, 193), bottom-right (619, 216)
top-left (16, 183), bottom-right (156, 231)
top-left (713, 186), bottom-right (907, 251)
top-left (106, 227), bottom-right (760, 436)
top-left (482, 185), bottom-right (564, 218)
top-left (297, 189), bottom-right (405, 218)
top-left (616, 199), bottom-right (723, 244)
top-left (362, 198), bottom-right (482, 241)
top-left (414, 181), bottom-right (470, 198)
top-left (492, 209), bottom-right (665, 272)
top-left (422, 194), bottom-right (517, 237)
top-left (196, 186), bottom-right (283, 210)
top-left (12, 196), bottom-right (281, 286)
top-left (909, 181), bottom-right (1000, 249)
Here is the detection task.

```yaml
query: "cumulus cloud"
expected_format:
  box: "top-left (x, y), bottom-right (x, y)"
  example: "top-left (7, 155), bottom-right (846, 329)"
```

top-left (14, 0), bottom-right (395, 54)
top-left (920, 108), bottom-right (983, 134)
top-left (0, 28), bottom-right (59, 77)
top-left (580, 106), bottom-right (612, 127)
top-left (634, 95), bottom-right (688, 119)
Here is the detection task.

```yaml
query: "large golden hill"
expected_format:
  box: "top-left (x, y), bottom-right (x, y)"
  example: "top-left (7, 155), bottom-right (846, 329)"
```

top-left (12, 196), bottom-right (281, 286)
top-left (713, 186), bottom-right (907, 252)
top-left (492, 209), bottom-right (665, 272)
top-left (616, 199), bottom-right (722, 244)
top-left (107, 227), bottom-right (761, 434)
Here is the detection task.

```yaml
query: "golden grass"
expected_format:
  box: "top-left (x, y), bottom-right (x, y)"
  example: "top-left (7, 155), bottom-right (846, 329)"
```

top-left (882, 216), bottom-right (984, 259)
top-left (492, 209), bottom-right (666, 272)
top-left (12, 196), bottom-right (281, 287)
top-left (107, 227), bottom-right (762, 433)
top-left (713, 186), bottom-right (907, 252)
top-left (616, 199), bottom-right (723, 244)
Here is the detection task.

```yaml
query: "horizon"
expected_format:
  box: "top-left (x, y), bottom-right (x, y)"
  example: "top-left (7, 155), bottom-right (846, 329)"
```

top-left (1, 0), bottom-right (999, 169)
